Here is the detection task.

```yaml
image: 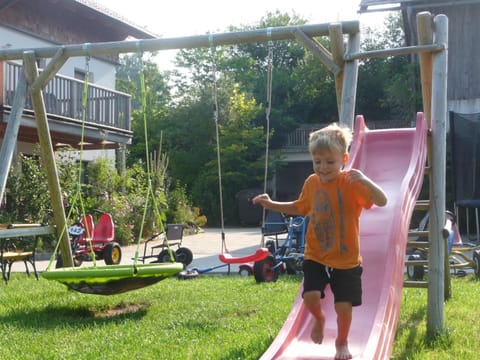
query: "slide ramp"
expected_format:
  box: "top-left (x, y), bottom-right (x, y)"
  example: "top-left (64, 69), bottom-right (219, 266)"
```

top-left (261, 113), bottom-right (428, 359)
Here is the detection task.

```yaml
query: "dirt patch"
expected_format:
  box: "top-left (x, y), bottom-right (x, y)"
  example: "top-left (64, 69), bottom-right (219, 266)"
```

top-left (93, 302), bottom-right (149, 318)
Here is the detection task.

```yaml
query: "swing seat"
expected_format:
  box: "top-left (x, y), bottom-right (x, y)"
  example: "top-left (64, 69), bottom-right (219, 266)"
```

top-left (218, 247), bottom-right (269, 264)
top-left (42, 262), bottom-right (184, 295)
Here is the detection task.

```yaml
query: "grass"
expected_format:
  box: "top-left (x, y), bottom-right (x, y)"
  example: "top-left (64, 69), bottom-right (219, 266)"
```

top-left (0, 273), bottom-right (479, 359)
top-left (392, 274), bottom-right (480, 359)
top-left (0, 273), bottom-right (301, 359)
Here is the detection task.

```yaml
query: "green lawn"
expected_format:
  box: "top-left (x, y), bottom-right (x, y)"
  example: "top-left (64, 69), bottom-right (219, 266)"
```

top-left (0, 273), bottom-right (479, 359)
top-left (392, 274), bottom-right (480, 359)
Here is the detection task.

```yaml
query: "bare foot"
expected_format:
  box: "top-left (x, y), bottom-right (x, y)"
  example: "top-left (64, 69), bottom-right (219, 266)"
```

top-left (310, 316), bottom-right (325, 344)
top-left (334, 342), bottom-right (352, 360)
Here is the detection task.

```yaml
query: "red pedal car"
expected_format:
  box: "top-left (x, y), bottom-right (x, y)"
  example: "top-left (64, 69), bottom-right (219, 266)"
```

top-left (56, 211), bottom-right (122, 268)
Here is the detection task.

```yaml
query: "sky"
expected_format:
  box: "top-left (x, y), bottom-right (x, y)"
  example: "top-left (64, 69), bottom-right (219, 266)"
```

top-left (95, 0), bottom-right (383, 37)
top-left (94, 0), bottom-right (391, 68)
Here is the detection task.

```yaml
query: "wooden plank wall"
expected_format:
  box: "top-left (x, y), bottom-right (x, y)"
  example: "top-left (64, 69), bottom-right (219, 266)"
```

top-left (406, 3), bottom-right (480, 101)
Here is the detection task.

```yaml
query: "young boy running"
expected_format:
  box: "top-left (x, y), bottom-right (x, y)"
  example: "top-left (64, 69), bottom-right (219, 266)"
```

top-left (253, 123), bottom-right (387, 360)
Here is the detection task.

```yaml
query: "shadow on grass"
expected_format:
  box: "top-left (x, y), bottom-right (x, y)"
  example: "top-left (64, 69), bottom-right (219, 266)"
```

top-left (393, 305), bottom-right (427, 359)
top-left (0, 301), bottom-right (150, 329)
top-left (394, 304), bottom-right (454, 359)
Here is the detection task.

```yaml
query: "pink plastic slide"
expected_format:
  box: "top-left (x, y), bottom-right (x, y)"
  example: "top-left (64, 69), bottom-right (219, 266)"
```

top-left (261, 113), bottom-right (428, 359)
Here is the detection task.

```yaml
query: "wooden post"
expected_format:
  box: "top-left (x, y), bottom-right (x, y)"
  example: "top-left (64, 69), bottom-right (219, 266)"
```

top-left (292, 29), bottom-right (340, 75)
top-left (339, 31), bottom-right (360, 129)
top-left (22, 51), bottom-right (73, 268)
top-left (30, 47), bottom-right (68, 92)
top-left (427, 13), bottom-right (449, 336)
top-left (329, 23), bottom-right (345, 117)
top-left (417, 12), bottom-right (433, 128)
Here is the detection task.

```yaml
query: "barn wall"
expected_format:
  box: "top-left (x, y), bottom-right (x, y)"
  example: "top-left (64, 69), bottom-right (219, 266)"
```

top-left (404, 3), bottom-right (480, 104)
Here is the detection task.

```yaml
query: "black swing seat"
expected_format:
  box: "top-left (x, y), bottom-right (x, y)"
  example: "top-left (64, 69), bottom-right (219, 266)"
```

top-left (42, 262), bottom-right (184, 295)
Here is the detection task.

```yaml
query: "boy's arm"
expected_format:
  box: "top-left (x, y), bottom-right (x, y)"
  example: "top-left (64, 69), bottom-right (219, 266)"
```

top-left (252, 194), bottom-right (302, 215)
top-left (347, 169), bottom-right (388, 207)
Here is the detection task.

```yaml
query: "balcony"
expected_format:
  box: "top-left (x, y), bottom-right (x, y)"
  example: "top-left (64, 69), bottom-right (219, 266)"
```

top-left (0, 61), bottom-right (132, 150)
top-left (284, 125), bottom-right (320, 151)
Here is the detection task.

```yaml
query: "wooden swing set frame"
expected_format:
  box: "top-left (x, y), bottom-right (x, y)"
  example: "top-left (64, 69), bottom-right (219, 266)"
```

top-left (0, 13), bottom-right (449, 337)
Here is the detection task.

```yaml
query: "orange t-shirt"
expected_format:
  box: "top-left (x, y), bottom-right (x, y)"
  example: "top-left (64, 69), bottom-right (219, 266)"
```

top-left (293, 171), bottom-right (373, 269)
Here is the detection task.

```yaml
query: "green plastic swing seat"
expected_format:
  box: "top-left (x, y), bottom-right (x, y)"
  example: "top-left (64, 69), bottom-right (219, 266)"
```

top-left (42, 262), bottom-right (184, 295)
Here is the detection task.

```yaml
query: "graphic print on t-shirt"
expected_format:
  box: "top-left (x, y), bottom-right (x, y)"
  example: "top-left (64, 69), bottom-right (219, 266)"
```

top-left (336, 188), bottom-right (347, 253)
top-left (312, 189), bottom-right (335, 252)
top-left (311, 188), bottom-right (348, 254)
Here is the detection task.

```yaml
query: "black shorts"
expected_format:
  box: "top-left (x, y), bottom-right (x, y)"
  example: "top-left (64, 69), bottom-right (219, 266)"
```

top-left (302, 259), bottom-right (363, 307)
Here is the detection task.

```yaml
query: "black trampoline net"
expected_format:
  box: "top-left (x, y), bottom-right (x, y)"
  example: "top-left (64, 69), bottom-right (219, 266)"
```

top-left (450, 111), bottom-right (480, 207)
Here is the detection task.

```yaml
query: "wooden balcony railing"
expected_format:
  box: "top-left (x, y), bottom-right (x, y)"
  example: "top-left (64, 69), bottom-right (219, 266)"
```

top-left (285, 125), bottom-right (320, 149)
top-left (2, 62), bottom-right (131, 132)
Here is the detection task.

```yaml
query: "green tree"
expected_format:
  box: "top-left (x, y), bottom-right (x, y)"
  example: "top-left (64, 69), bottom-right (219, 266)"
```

top-left (188, 86), bottom-right (265, 225)
top-left (357, 13), bottom-right (420, 123)
top-left (116, 53), bottom-right (171, 166)
top-left (113, 11), bottom-right (416, 226)
top-left (224, 11), bottom-right (321, 148)
top-left (166, 11), bottom-right (315, 224)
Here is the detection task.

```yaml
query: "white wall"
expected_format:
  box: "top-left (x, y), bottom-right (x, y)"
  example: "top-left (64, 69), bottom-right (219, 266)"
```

top-left (0, 26), bottom-right (116, 88)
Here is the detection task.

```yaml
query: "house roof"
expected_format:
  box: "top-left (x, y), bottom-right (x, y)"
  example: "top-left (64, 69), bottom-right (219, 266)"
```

top-left (0, 0), bottom-right (156, 40)
top-left (359, 0), bottom-right (480, 13)
top-left (74, 0), bottom-right (158, 39)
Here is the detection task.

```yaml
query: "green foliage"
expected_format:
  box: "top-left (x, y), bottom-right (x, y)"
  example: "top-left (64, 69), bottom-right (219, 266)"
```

top-left (116, 53), bottom-right (170, 111)
top-left (166, 181), bottom-right (201, 225)
top-left (2, 153), bottom-right (50, 223)
top-left (357, 13), bottom-right (420, 123)
top-left (82, 156), bottom-right (167, 243)
top-left (85, 157), bottom-right (120, 202)
top-left (2, 147), bottom-right (199, 247)
top-left (163, 11), bottom-right (311, 225)
top-left (190, 85), bottom-right (266, 225)
top-left (113, 11), bottom-right (419, 226)
top-left (117, 53), bottom-right (172, 167)
top-left (56, 148), bottom-right (79, 201)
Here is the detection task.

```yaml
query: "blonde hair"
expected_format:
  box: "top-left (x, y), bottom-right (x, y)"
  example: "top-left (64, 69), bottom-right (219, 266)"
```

top-left (308, 123), bottom-right (353, 154)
